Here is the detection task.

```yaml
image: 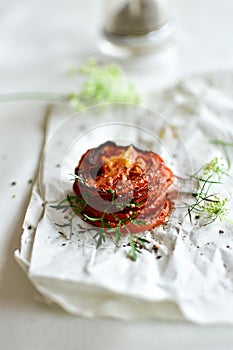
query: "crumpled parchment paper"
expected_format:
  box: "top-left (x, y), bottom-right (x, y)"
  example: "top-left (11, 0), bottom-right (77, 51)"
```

top-left (15, 72), bottom-right (233, 324)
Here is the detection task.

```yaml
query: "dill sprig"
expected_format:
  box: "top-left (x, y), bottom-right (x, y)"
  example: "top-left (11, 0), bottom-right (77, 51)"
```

top-left (69, 58), bottom-right (141, 110)
top-left (51, 192), bottom-right (148, 260)
top-left (83, 213), bottom-right (109, 248)
top-left (85, 210), bottom-right (146, 254)
top-left (202, 156), bottom-right (228, 179)
top-left (107, 213), bottom-right (145, 246)
top-left (197, 196), bottom-right (229, 225)
top-left (93, 227), bottom-right (106, 248)
top-left (127, 236), bottom-right (150, 261)
top-left (69, 173), bottom-right (85, 184)
top-left (50, 194), bottom-right (86, 236)
top-left (190, 156), bottom-right (228, 181)
top-left (184, 157), bottom-right (230, 225)
top-left (209, 139), bottom-right (233, 171)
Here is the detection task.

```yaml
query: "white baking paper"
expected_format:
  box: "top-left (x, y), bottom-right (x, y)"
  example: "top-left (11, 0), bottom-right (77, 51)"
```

top-left (16, 73), bottom-right (233, 324)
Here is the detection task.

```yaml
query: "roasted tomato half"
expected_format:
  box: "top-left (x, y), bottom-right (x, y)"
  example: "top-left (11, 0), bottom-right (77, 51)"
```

top-left (73, 141), bottom-right (173, 233)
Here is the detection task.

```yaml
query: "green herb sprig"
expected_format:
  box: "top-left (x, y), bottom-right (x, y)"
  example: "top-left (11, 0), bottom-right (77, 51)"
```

top-left (50, 194), bottom-right (86, 236)
top-left (69, 58), bottom-right (141, 110)
top-left (209, 139), bottom-right (233, 171)
top-left (127, 235), bottom-right (150, 261)
top-left (183, 157), bottom-right (231, 225)
top-left (84, 209), bottom-right (146, 251)
top-left (51, 192), bottom-right (148, 260)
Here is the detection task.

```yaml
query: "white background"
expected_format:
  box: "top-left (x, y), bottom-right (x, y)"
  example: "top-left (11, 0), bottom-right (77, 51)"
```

top-left (0, 0), bottom-right (233, 349)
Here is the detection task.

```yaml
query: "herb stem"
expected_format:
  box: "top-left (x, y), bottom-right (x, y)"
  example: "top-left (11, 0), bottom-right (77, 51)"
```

top-left (0, 91), bottom-right (69, 103)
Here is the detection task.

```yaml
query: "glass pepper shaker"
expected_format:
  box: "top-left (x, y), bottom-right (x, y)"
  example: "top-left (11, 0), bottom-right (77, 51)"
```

top-left (102, 0), bottom-right (174, 54)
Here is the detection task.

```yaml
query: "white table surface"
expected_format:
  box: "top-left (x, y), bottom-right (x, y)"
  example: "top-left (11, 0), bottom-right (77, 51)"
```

top-left (0, 1), bottom-right (233, 349)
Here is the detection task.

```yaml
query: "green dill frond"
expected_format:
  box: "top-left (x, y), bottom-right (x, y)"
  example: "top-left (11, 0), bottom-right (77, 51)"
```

top-left (202, 157), bottom-right (228, 179)
top-left (93, 227), bottom-right (106, 248)
top-left (209, 139), bottom-right (233, 171)
top-left (69, 58), bottom-right (142, 110)
top-left (198, 196), bottom-right (228, 223)
top-left (126, 235), bottom-right (150, 261)
top-left (183, 154), bottom-right (232, 226)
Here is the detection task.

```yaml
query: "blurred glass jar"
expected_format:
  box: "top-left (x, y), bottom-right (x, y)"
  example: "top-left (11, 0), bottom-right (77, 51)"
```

top-left (102, 0), bottom-right (174, 53)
